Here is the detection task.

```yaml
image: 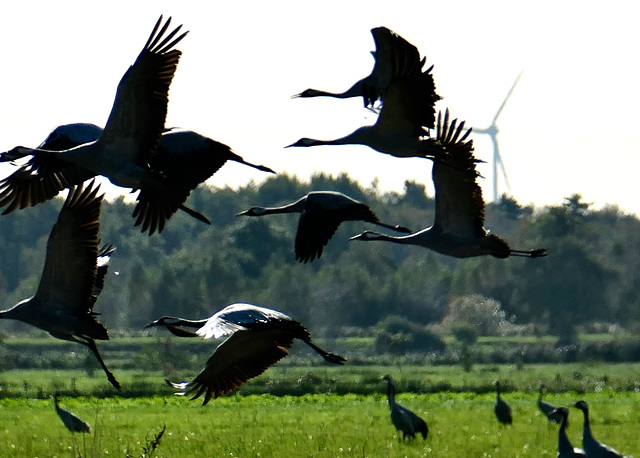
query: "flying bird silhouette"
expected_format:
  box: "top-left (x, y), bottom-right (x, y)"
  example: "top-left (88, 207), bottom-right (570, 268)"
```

top-left (293, 26), bottom-right (426, 109)
top-left (0, 181), bottom-right (120, 389)
top-left (287, 55), bottom-right (442, 160)
top-left (237, 191), bottom-right (410, 262)
top-left (350, 110), bottom-right (548, 259)
top-left (0, 16), bottom-right (199, 235)
top-left (146, 303), bottom-right (345, 405)
top-left (0, 122), bottom-right (275, 233)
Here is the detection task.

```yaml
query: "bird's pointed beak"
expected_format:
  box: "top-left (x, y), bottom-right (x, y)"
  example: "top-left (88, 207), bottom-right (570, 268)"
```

top-left (236, 210), bottom-right (248, 217)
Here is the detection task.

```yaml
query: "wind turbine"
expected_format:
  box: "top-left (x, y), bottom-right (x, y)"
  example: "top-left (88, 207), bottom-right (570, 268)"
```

top-left (474, 71), bottom-right (523, 202)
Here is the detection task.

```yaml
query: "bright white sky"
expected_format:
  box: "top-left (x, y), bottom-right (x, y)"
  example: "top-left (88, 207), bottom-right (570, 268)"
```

top-left (1, 1), bottom-right (638, 215)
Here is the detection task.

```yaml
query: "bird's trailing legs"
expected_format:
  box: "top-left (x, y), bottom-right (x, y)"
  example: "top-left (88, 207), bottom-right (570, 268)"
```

top-left (178, 204), bottom-right (211, 225)
top-left (70, 336), bottom-right (121, 390)
top-left (509, 249), bottom-right (547, 258)
top-left (303, 339), bottom-right (346, 365)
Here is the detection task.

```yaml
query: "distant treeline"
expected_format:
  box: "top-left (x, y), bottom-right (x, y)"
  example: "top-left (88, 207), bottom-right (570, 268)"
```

top-left (0, 173), bottom-right (638, 340)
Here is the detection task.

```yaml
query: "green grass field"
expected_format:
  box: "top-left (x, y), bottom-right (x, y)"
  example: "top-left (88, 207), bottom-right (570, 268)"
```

top-left (0, 380), bottom-right (638, 456)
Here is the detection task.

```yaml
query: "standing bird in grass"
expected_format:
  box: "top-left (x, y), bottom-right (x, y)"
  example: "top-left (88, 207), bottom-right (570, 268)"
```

top-left (538, 383), bottom-right (563, 425)
top-left (293, 26), bottom-right (426, 109)
top-left (573, 400), bottom-right (624, 457)
top-left (382, 374), bottom-right (428, 440)
top-left (494, 381), bottom-right (512, 425)
top-left (0, 181), bottom-right (120, 390)
top-left (54, 393), bottom-right (91, 434)
top-left (146, 303), bottom-right (346, 405)
top-left (0, 16), bottom-right (199, 235)
top-left (237, 191), bottom-right (411, 262)
top-left (0, 122), bottom-right (275, 234)
top-left (350, 110), bottom-right (548, 259)
top-left (550, 407), bottom-right (585, 457)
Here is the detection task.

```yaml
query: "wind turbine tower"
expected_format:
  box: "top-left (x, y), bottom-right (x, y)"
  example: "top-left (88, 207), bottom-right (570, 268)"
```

top-left (474, 71), bottom-right (523, 202)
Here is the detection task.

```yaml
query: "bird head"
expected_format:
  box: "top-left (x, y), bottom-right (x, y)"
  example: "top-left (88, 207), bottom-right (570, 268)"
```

top-left (382, 374), bottom-right (393, 382)
top-left (144, 316), bottom-right (175, 329)
top-left (290, 89), bottom-right (321, 99)
top-left (285, 138), bottom-right (316, 148)
top-left (236, 207), bottom-right (263, 217)
top-left (549, 407), bottom-right (568, 419)
top-left (0, 146), bottom-right (32, 162)
top-left (573, 400), bottom-right (588, 412)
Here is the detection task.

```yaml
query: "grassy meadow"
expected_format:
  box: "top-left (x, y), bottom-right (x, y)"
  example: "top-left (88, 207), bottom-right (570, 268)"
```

top-left (0, 363), bottom-right (638, 457)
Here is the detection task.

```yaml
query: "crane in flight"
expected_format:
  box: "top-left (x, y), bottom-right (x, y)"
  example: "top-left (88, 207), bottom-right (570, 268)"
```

top-left (293, 26), bottom-right (426, 109)
top-left (350, 110), bottom-right (547, 259)
top-left (287, 56), bottom-right (442, 160)
top-left (237, 191), bottom-right (410, 262)
top-left (146, 303), bottom-right (345, 405)
top-left (0, 181), bottom-right (120, 389)
top-left (0, 16), bottom-right (202, 235)
top-left (0, 122), bottom-right (275, 234)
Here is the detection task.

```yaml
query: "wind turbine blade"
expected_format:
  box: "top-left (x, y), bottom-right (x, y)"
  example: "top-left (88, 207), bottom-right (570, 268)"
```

top-left (491, 70), bottom-right (523, 125)
top-left (495, 146), bottom-right (512, 195)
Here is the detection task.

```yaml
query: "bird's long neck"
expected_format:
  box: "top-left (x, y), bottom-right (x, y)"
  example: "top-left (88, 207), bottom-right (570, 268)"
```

top-left (53, 395), bottom-right (61, 413)
top-left (170, 317), bottom-right (209, 329)
top-left (0, 299), bottom-right (32, 323)
top-left (538, 387), bottom-right (543, 403)
top-left (352, 229), bottom-right (434, 248)
top-left (496, 384), bottom-right (501, 400)
top-left (302, 127), bottom-right (374, 149)
top-left (300, 80), bottom-right (364, 99)
top-left (249, 198), bottom-right (306, 216)
top-left (557, 414), bottom-right (574, 452)
top-left (385, 379), bottom-right (396, 408)
top-left (578, 407), bottom-right (594, 444)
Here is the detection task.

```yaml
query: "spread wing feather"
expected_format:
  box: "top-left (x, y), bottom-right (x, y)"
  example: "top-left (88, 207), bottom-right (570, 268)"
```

top-left (432, 110), bottom-right (484, 237)
top-left (35, 181), bottom-right (103, 314)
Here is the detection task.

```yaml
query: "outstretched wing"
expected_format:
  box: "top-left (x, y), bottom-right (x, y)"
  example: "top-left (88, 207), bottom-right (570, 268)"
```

top-left (131, 130), bottom-right (235, 234)
top-left (197, 303), bottom-right (292, 339)
top-left (376, 65), bottom-right (440, 136)
top-left (295, 203), bottom-right (344, 263)
top-left (35, 181), bottom-right (103, 316)
top-left (171, 328), bottom-right (295, 405)
top-left (90, 244), bottom-right (115, 308)
top-left (368, 27), bottom-right (425, 106)
top-left (100, 16), bottom-right (187, 166)
top-left (431, 110), bottom-right (484, 238)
